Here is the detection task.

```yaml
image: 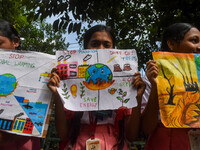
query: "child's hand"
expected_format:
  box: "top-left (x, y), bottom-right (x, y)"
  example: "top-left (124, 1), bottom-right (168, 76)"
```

top-left (47, 68), bottom-right (60, 93)
top-left (146, 60), bottom-right (159, 85)
top-left (132, 72), bottom-right (146, 101)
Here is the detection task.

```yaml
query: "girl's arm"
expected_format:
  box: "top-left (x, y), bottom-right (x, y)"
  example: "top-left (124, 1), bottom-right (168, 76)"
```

top-left (124, 72), bottom-right (146, 142)
top-left (47, 68), bottom-right (69, 140)
top-left (141, 60), bottom-right (159, 134)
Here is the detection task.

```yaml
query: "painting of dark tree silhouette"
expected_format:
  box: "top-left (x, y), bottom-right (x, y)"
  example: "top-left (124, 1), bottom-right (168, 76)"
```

top-left (153, 52), bottom-right (200, 128)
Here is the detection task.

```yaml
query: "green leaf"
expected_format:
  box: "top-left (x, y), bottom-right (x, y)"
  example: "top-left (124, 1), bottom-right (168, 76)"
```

top-left (116, 97), bottom-right (122, 100)
top-left (123, 92), bottom-right (127, 97)
top-left (118, 88), bottom-right (123, 95)
top-left (62, 88), bottom-right (67, 92)
top-left (124, 98), bottom-right (130, 103)
top-left (73, 22), bottom-right (77, 32)
top-left (53, 19), bottom-right (59, 31)
top-left (64, 95), bottom-right (70, 99)
top-left (119, 89), bottom-right (122, 92)
top-left (77, 22), bottom-right (81, 35)
top-left (68, 22), bottom-right (73, 34)
top-left (63, 21), bottom-right (69, 30)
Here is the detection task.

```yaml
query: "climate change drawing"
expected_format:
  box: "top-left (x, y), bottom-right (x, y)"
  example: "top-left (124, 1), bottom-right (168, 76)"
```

top-left (0, 49), bottom-right (55, 137)
top-left (56, 49), bottom-right (138, 111)
top-left (153, 51), bottom-right (200, 128)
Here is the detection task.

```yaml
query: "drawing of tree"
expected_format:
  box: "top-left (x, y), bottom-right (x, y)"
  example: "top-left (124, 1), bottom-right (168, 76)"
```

top-left (80, 82), bottom-right (85, 98)
top-left (167, 56), bottom-right (199, 93)
top-left (159, 61), bottom-right (176, 105)
top-left (116, 89), bottom-right (130, 106)
top-left (62, 83), bottom-right (70, 99)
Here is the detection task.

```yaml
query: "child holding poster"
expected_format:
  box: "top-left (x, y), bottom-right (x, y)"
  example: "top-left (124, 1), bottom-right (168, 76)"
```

top-left (48, 25), bottom-right (146, 149)
top-left (142, 23), bottom-right (200, 150)
top-left (0, 19), bottom-right (40, 150)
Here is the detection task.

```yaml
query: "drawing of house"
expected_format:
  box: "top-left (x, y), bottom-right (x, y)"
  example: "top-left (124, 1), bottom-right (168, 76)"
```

top-left (12, 118), bottom-right (26, 133)
top-left (78, 65), bottom-right (89, 78)
top-left (56, 64), bottom-right (68, 80)
top-left (23, 118), bottom-right (34, 134)
top-left (0, 119), bottom-right (13, 130)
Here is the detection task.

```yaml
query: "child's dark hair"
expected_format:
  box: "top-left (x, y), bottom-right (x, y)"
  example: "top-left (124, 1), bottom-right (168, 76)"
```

top-left (161, 23), bottom-right (195, 51)
top-left (0, 19), bottom-right (20, 41)
top-left (83, 24), bottom-right (116, 49)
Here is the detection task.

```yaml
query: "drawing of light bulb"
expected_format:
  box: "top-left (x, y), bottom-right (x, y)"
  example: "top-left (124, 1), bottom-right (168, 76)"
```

top-left (70, 84), bottom-right (77, 98)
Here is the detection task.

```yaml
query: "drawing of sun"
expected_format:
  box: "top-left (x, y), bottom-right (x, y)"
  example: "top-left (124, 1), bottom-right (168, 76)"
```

top-left (83, 63), bottom-right (115, 90)
top-left (0, 73), bottom-right (18, 97)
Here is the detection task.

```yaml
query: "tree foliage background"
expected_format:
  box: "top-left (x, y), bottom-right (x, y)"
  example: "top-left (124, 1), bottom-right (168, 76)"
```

top-left (1, 0), bottom-right (200, 148)
top-left (0, 0), bottom-right (69, 54)
top-left (1, 0), bottom-right (200, 68)
top-left (34, 0), bottom-right (200, 69)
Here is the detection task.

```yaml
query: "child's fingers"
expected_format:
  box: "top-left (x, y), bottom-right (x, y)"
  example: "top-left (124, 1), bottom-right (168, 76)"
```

top-left (51, 67), bottom-right (57, 74)
top-left (132, 72), bottom-right (143, 88)
top-left (146, 61), bottom-right (158, 71)
top-left (146, 67), bottom-right (159, 77)
top-left (51, 72), bottom-right (60, 83)
top-left (51, 76), bottom-right (60, 87)
top-left (133, 77), bottom-right (144, 89)
top-left (146, 60), bottom-right (156, 67)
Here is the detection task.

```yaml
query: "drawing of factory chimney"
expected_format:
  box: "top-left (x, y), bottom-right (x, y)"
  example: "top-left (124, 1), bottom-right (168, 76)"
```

top-left (56, 55), bottom-right (71, 80)
top-left (78, 54), bottom-right (92, 78)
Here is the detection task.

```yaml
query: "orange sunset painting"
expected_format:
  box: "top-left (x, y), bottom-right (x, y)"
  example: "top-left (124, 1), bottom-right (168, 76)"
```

top-left (153, 52), bottom-right (200, 128)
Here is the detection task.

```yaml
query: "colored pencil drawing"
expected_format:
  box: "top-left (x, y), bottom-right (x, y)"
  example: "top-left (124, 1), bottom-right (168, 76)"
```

top-left (56, 49), bottom-right (138, 111)
top-left (0, 49), bottom-right (55, 137)
top-left (83, 63), bottom-right (115, 90)
top-left (0, 73), bottom-right (18, 97)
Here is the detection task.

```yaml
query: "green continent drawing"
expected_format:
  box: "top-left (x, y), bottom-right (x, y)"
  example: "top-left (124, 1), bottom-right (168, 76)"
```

top-left (0, 73), bottom-right (17, 96)
top-left (85, 63), bottom-right (113, 84)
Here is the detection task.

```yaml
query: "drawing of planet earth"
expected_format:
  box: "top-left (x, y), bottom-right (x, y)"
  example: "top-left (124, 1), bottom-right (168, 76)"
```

top-left (85, 63), bottom-right (112, 84)
top-left (0, 73), bottom-right (17, 96)
top-left (83, 63), bottom-right (115, 90)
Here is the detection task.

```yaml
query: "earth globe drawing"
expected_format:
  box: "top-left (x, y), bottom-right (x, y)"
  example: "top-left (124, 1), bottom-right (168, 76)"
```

top-left (0, 73), bottom-right (17, 97)
top-left (83, 63), bottom-right (115, 90)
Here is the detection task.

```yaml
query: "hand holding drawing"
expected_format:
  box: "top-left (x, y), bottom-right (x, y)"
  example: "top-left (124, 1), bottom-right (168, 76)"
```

top-left (132, 72), bottom-right (146, 102)
top-left (146, 60), bottom-right (159, 86)
top-left (124, 72), bottom-right (145, 141)
top-left (47, 67), bottom-right (69, 140)
top-left (47, 67), bottom-right (61, 93)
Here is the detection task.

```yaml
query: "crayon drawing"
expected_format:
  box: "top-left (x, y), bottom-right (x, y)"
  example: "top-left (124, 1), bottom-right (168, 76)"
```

top-left (0, 49), bottom-right (55, 137)
top-left (153, 52), bottom-right (200, 128)
top-left (56, 49), bottom-right (138, 111)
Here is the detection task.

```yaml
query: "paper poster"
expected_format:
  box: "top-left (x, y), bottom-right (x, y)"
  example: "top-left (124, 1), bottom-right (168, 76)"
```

top-left (153, 51), bottom-right (200, 128)
top-left (0, 49), bottom-right (55, 137)
top-left (56, 49), bottom-right (138, 111)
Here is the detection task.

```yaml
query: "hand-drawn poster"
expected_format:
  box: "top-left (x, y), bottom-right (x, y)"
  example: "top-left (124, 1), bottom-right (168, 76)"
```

top-left (56, 49), bottom-right (138, 111)
top-left (0, 49), bottom-right (55, 137)
top-left (153, 51), bottom-right (200, 128)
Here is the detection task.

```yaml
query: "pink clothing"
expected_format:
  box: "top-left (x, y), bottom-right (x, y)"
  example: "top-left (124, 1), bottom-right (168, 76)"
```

top-left (60, 109), bottom-right (132, 150)
top-left (144, 123), bottom-right (191, 150)
top-left (0, 132), bottom-right (40, 150)
top-left (143, 77), bottom-right (191, 150)
top-left (60, 124), bottom-right (129, 150)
